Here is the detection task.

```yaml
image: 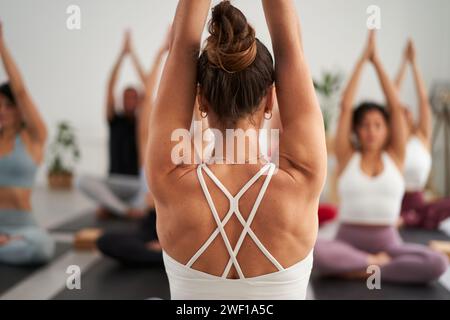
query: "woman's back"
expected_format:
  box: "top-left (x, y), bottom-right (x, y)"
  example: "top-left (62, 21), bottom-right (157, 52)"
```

top-left (158, 162), bottom-right (317, 279)
top-left (159, 162), bottom-right (317, 299)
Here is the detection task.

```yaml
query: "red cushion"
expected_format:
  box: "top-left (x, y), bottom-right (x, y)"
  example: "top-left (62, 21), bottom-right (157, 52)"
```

top-left (318, 204), bottom-right (338, 225)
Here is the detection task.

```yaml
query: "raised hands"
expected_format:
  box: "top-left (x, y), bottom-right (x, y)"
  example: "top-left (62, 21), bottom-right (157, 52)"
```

top-left (362, 30), bottom-right (376, 61)
top-left (361, 30), bottom-right (381, 63)
top-left (405, 39), bottom-right (417, 63)
top-left (122, 30), bottom-right (132, 55)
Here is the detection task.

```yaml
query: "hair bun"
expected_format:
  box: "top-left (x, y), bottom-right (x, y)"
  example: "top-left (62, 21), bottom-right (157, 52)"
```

top-left (205, 1), bottom-right (257, 73)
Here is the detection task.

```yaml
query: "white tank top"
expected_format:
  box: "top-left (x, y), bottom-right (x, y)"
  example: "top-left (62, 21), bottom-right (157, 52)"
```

top-left (404, 136), bottom-right (432, 192)
top-left (338, 152), bottom-right (405, 226)
top-left (163, 162), bottom-right (313, 300)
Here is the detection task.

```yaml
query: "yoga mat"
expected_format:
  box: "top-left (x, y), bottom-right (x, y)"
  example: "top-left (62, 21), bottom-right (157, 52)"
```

top-left (399, 228), bottom-right (450, 245)
top-left (311, 228), bottom-right (450, 300)
top-left (49, 211), bottom-right (139, 234)
top-left (310, 275), bottom-right (450, 300)
top-left (0, 242), bottom-right (72, 296)
top-left (53, 258), bottom-right (170, 300)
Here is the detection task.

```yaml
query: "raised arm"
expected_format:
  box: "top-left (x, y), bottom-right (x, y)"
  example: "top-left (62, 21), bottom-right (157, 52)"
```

top-left (336, 31), bottom-right (374, 172)
top-left (146, 0), bottom-right (211, 189)
top-left (138, 38), bottom-right (169, 165)
top-left (106, 32), bottom-right (129, 121)
top-left (394, 43), bottom-right (409, 91)
top-left (0, 22), bottom-right (47, 144)
top-left (408, 41), bottom-right (432, 144)
top-left (262, 0), bottom-right (326, 187)
top-left (128, 32), bottom-right (147, 88)
top-left (371, 34), bottom-right (407, 165)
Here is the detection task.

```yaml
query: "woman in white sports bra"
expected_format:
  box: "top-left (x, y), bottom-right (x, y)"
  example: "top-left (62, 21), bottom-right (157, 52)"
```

top-left (314, 31), bottom-right (448, 284)
top-left (395, 40), bottom-right (450, 230)
top-left (146, 0), bottom-right (327, 300)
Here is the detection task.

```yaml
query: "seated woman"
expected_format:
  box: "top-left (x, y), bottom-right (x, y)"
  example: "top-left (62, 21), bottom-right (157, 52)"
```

top-left (147, 0), bottom-right (327, 300)
top-left (314, 31), bottom-right (448, 284)
top-left (395, 40), bottom-right (450, 230)
top-left (0, 22), bottom-right (54, 266)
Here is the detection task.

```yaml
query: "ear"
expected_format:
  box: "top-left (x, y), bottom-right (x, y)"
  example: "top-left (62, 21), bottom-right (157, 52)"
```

top-left (197, 86), bottom-right (209, 113)
top-left (264, 85), bottom-right (275, 114)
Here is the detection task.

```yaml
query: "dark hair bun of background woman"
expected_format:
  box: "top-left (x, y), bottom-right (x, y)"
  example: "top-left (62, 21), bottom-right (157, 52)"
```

top-left (205, 0), bottom-right (257, 73)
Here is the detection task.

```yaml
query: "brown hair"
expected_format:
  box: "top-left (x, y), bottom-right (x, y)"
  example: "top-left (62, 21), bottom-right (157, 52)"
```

top-left (0, 82), bottom-right (16, 106)
top-left (197, 0), bottom-right (274, 127)
top-left (352, 101), bottom-right (390, 132)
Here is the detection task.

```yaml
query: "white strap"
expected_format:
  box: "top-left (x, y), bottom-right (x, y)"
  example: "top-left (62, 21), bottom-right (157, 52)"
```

top-left (196, 165), bottom-right (245, 279)
top-left (190, 163), bottom-right (281, 279)
top-left (222, 163), bottom-right (282, 277)
top-left (186, 164), bottom-right (236, 267)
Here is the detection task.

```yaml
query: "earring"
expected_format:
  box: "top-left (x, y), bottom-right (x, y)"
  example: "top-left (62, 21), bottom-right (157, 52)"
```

top-left (264, 111), bottom-right (273, 120)
top-left (200, 111), bottom-right (208, 119)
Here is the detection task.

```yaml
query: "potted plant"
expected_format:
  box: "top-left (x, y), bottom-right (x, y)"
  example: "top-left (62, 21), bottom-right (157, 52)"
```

top-left (47, 121), bottom-right (81, 189)
top-left (314, 70), bottom-right (343, 154)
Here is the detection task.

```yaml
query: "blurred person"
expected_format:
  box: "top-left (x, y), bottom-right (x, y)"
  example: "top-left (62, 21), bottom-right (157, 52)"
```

top-left (0, 21), bottom-right (54, 266)
top-left (395, 40), bottom-right (450, 230)
top-left (77, 31), bottom-right (148, 220)
top-left (314, 31), bottom-right (448, 284)
top-left (96, 33), bottom-right (171, 266)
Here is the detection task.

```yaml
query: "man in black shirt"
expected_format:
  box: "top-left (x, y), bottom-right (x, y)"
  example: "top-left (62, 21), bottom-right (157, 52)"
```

top-left (78, 31), bottom-right (147, 219)
top-left (94, 31), bottom-right (171, 267)
top-left (108, 92), bottom-right (139, 177)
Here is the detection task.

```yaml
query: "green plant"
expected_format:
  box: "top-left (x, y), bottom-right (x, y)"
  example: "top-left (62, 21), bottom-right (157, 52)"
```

top-left (47, 121), bottom-right (81, 175)
top-left (314, 71), bottom-right (343, 133)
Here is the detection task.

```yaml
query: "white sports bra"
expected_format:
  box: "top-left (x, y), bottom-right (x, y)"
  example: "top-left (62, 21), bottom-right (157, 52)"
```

top-left (163, 162), bottom-right (313, 300)
top-left (338, 152), bottom-right (405, 226)
top-left (404, 136), bottom-right (432, 192)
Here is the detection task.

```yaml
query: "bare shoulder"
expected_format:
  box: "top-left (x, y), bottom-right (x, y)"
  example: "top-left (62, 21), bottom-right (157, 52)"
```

top-left (20, 130), bottom-right (44, 164)
top-left (276, 156), bottom-right (326, 199)
top-left (150, 164), bottom-right (200, 204)
top-left (267, 160), bottom-right (324, 205)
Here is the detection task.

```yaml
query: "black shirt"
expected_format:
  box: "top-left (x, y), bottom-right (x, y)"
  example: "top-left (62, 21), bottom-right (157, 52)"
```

top-left (108, 114), bottom-right (139, 176)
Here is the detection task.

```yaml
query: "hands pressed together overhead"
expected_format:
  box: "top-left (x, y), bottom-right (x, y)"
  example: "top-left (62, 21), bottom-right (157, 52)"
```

top-left (122, 30), bottom-right (133, 56)
top-left (405, 39), bottom-right (417, 63)
top-left (362, 30), bottom-right (378, 63)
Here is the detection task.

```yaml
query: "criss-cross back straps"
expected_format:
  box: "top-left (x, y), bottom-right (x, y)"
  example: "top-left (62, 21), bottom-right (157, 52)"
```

top-left (189, 162), bottom-right (282, 279)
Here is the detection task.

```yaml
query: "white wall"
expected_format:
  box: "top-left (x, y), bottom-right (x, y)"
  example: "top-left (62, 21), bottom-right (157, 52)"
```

top-left (0, 0), bottom-right (449, 188)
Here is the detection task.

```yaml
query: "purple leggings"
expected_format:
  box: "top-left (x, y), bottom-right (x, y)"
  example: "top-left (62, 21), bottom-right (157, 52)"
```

top-left (401, 192), bottom-right (450, 230)
top-left (314, 224), bottom-right (449, 284)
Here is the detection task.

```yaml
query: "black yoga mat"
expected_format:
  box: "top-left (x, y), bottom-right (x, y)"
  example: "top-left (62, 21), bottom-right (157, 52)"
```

top-left (53, 258), bottom-right (170, 300)
top-left (0, 242), bottom-right (72, 296)
top-left (310, 275), bottom-right (450, 300)
top-left (399, 227), bottom-right (450, 245)
top-left (49, 211), bottom-right (139, 234)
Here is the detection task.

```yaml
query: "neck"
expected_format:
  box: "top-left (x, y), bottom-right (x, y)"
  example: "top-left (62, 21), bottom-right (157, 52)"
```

top-left (208, 122), bottom-right (264, 164)
top-left (361, 149), bottom-right (382, 160)
top-left (409, 128), bottom-right (418, 138)
top-left (124, 110), bottom-right (136, 118)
